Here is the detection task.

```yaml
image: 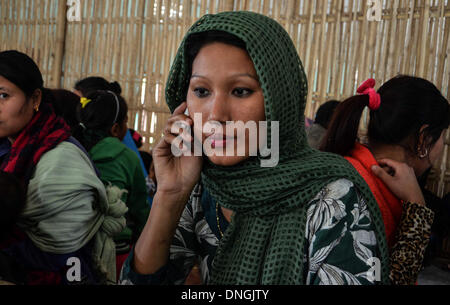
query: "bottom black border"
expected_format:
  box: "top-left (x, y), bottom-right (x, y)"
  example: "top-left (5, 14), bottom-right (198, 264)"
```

top-left (0, 284), bottom-right (443, 304)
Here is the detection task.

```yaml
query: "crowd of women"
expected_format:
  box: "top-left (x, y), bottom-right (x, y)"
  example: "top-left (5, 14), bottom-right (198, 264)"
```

top-left (0, 11), bottom-right (449, 285)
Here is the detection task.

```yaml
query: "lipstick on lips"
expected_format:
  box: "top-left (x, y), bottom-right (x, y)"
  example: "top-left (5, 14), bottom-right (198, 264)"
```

top-left (209, 134), bottom-right (234, 148)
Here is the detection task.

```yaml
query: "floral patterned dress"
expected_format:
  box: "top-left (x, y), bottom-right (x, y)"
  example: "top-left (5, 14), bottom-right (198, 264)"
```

top-left (120, 178), bottom-right (384, 285)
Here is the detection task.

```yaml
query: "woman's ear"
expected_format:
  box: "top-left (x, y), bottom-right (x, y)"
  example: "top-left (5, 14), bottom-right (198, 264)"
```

top-left (31, 89), bottom-right (42, 112)
top-left (417, 124), bottom-right (431, 158)
top-left (110, 123), bottom-right (121, 138)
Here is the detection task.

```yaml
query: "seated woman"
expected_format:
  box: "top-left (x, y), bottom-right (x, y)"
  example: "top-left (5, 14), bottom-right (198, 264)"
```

top-left (73, 90), bottom-right (150, 280)
top-left (119, 11), bottom-right (393, 285)
top-left (321, 76), bottom-right (449, 284)
top-left (0, 50), bottom-right (127, 285)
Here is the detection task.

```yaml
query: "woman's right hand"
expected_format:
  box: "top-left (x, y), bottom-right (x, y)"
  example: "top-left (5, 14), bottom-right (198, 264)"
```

top-left (371, 158), bottom-right (426, 205)
top-left (133, 102), bottom-right (203, 275)
top-left (152, 102), bottom-right (203, 200)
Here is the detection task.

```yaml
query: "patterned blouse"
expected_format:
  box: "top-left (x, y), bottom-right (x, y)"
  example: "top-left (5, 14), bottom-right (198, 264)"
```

top-left (119, 178), bottom-right (387, 285)
top-left (119, 178), bottom-right (434, 285)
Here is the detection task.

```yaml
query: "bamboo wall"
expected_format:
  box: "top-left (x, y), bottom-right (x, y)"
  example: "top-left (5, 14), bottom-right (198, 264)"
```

top-left (1, 0), bottom-right (450, 196)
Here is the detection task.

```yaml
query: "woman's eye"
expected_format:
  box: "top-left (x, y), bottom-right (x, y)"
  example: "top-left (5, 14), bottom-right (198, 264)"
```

top-left (0, 93), bottom-right (9, 99)
top-left (193, 88), bottom-right (210, 98)
top-left (233, 88), bottom-right (253, 98)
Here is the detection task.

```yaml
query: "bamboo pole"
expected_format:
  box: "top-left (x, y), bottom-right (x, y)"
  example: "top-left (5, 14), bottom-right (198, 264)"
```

top-left (409, 1), bottom-right (421, 76)
top-left (42, 1), bottom-right (51, 83)
top-left (52, 0), bottom-right (67, 88)
top-left (225, 0), bottom-right (234, 11)
top-left (344, 0), bottom-right (358, 95)
top-left (425, 0), bottom-right (439, 81)
top-left (435, 0), bottom-right (449, 89)
top-left (303, 0), bottom-right (316, 117)
top-left (331, 0), bottom-right (343, 98)
top-left (316, 0), bottom-right (329, 111)
top-left (418, 0), bottom-right (431, 76)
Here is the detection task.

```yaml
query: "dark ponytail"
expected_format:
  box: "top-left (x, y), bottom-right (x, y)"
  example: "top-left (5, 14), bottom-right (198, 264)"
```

top-left (321, 75), bottom-right (450, 157)
top-left (320, 95), bottom-right (369, 155)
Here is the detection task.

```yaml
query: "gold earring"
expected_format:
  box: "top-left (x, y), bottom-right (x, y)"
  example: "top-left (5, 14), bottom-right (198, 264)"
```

top-left (34, 104), bottom-right (39, 112)
top-left (419, 148), bottom-right (428, 159)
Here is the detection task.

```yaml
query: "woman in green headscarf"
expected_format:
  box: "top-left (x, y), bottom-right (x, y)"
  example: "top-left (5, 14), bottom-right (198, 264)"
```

top-left (120, 11), bottom-right (391, 285)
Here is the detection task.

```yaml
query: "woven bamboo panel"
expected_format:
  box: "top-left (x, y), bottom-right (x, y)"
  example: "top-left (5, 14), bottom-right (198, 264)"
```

top-left (0, 0), bottom-right (66, 86)
top-left (1, 0), bottom-right (450, 195)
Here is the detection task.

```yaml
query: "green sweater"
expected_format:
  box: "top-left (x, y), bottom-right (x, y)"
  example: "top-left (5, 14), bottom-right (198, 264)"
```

top-left (89, 137), bottom-right (150, 246)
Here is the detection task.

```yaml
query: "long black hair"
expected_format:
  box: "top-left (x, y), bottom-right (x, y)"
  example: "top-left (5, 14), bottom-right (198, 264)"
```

top-left (321, 75), bottom-right (450, 158)
top-left (73, 90), bottom-right (128, 151)
top-left (74, 76), bottom-right (122, 97)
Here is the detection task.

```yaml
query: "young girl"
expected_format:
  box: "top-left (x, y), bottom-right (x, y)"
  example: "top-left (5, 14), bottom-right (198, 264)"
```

top-left (73, 90), bottom-right (151, 279)
top-left (0, 50), bottom-right (126, 284)
top-left (119, 11), bottom-right (394, 285)
top-left (322, 76), bottom-right (449, 284)
top-left (73, 77), bottom-right (153, 202)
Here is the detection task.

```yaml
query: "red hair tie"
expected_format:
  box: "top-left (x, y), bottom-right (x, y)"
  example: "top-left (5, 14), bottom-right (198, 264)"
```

top-left (357, 78), bottom-right (381, 111)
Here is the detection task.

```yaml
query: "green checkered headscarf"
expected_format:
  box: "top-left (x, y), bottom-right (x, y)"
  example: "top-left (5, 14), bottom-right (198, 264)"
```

top-left (165, 11), bottom-right (389, 284)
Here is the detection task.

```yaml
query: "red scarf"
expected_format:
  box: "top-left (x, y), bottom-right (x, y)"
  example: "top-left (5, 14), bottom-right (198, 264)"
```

top-left (345, 143), bottom-right (403, 248)
top-left (0, 102), bottom-right (71, 186)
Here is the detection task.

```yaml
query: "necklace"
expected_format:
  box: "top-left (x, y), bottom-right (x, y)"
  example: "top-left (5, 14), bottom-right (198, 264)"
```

top-left (215, 201), bottom-right (224, 238)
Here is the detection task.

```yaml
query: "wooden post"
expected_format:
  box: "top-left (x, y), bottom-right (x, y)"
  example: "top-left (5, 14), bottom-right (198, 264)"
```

top-left (52, 0), bottom-right (68, 88)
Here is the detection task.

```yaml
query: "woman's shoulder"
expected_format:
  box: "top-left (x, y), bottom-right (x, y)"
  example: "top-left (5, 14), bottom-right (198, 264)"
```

top-left (32, 141), bottom-right (98, 181)
top-left (39, 141), bottom-right (92, 166)
top-left (305, 178), bottom-right (372, 237)
top-left (310, 178), bottom-right (359, 203)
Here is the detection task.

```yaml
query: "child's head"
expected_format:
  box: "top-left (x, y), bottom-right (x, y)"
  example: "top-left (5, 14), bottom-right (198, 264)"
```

top-left (73, 77), bottom-right (122, 98)
top-left (74, 90), bottom-right (128, 151)
top-left (0, 172), bottom-right (26, 241)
